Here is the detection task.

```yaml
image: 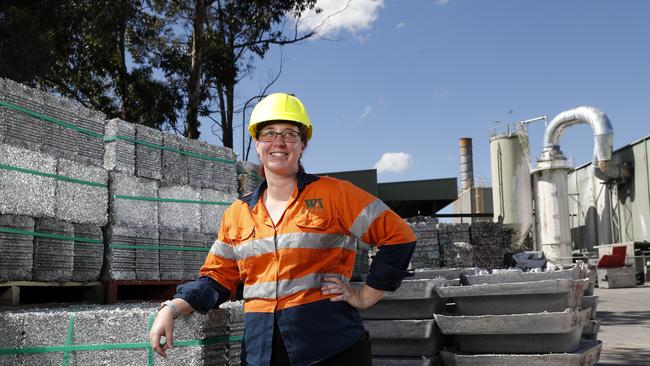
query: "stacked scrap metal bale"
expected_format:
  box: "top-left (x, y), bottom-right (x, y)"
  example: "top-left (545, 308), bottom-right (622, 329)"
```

top-left (0, 78), bottom-right (108, 282)
top-left (435, 265), bottom-right (602, 366)
top-left (407, 217), bottom-right (441, 270)
top-left (103, 121), bottom-right (239, 281)
top-left (468, 221), bottom-right (511, 269)
top-left (236, 161), bottom-right (262, 196)
top-left (404, 220), bottom-right (512, 270)
top-left (0, 301), bottom-right (244, 366)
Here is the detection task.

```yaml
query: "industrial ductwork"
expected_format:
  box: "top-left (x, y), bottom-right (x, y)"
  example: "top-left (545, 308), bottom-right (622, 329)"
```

top-left (541, 106), bottom-right (628, 181)
top-left (534, 106), bottom-right (624, 265)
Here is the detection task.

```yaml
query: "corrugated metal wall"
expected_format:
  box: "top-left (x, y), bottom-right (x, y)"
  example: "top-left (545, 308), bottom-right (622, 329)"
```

top-left (568, 136), bottom-right (650, 248)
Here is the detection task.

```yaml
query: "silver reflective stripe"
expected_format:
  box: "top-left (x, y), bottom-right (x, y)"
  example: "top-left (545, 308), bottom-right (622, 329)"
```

top-left (209, 240), bottom-right (236, 261)
top-left (349, 199), bottom-right (389, 238)
top-left (278, 232), bottom-right (357, 251)
top-left (232, 236), bottom-right (274, 259)
top-left (232, 233), bottom-right (357, 260)
top-left (243, 272), bottom-right (349, 299)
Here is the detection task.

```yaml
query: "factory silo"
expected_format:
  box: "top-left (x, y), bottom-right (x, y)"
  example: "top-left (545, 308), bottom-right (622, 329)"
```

top-left (490, 130), bottom-right (533, 248)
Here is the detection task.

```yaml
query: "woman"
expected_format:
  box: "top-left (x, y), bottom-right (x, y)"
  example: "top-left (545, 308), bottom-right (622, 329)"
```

top-left (149, 93), bottom-right (416, 366)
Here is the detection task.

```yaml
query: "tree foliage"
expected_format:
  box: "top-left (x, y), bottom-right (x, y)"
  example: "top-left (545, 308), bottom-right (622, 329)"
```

top-left (0, 0), bottom-right (320, 147)
top-left (0, 0), bottom-right (181, 129)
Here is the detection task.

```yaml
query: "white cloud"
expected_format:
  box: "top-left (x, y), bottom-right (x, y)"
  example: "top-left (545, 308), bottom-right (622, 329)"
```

top-left (360, 106), bottom-right (372, 119)
top-left (396, 21), bottom-right (406, 29)
top-left (374, 152), bottom-right (414, 174)
top-left (296, 0), bottom-right (385, 40)
top-left (434, 0), bottom-right (449, 5)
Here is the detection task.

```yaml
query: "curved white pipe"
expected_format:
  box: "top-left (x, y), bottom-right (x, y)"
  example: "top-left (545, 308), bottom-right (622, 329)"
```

top-left (542, 106), bottom-right (613, 164)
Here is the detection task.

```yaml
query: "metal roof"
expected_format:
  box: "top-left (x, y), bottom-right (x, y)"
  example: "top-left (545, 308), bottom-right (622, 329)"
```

top-left (315, 169), bottom-right (458, 218)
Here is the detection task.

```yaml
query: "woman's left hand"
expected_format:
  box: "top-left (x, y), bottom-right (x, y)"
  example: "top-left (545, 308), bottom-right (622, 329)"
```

top-left (321, 276), bottom-right (384, 310)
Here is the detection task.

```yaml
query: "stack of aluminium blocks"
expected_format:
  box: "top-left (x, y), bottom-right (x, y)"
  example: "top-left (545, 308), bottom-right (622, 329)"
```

top-left (103, 120), bottom-right (239, 280)
top-left (0, 78), bottom-right (108, 282)
top-left (435, 265), bottom-right (602, 366)
top-left (355, 271), bottom-right (462, 366)
top-left (0, 301), bottom-right (245, 366)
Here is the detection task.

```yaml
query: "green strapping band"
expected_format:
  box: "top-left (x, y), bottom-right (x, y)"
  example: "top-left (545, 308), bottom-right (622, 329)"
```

top-left (110, 244), bottom-right (210, 252)
top-left (61, 313), bottom-right (76, 366)
top-left (0, 163), bottom-right (107, 188)
top-left (0, 100), bottom-right (103, 139)
top-left (0, 335), bottom-right (244, 355)
top-left (112, 195), bottom-right (231, 205)
top-left (0, 227), bottom-right (103, 245)
top-left (147, 312), bottom-right (154, 366)
top-left (103, 135), bottom-right (236, 165)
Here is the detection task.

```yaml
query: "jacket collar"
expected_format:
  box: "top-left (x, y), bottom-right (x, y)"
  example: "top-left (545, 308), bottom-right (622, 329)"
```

top-left (240, 169), bottom-right (320, 209)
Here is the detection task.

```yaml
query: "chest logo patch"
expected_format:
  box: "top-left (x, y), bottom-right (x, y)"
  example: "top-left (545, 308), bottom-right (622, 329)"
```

top-left (304, 198), bottom-right (324, 209)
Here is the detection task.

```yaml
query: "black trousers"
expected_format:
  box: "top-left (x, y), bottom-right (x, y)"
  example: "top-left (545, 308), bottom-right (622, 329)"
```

top-left (270, 322), bottom-right (372, 366)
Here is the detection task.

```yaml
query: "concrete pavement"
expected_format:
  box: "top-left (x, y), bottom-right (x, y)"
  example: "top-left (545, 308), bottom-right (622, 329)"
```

top-left (595, 284), bottom-right (650, 365)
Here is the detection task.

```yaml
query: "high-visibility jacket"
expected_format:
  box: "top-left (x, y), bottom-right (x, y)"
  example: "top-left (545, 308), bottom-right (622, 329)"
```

top-left (176, 170), bottom-right (416, 366)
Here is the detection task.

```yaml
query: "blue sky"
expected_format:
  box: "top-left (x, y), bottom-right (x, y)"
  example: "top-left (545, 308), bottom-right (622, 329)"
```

top-left (200, 0), bottom-right (650, 187)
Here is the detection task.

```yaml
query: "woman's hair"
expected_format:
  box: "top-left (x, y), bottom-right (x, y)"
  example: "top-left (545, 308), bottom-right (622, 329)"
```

top-left (256, 121), bottom-right (308, 178)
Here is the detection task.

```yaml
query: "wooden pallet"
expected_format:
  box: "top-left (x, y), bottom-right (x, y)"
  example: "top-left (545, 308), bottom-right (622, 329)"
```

top-left (0, 280), bottom-right (191, 306)
top-left (0, 281), bottom-right (102, 306)
top-left (103, 280), bottom-right (186, 304)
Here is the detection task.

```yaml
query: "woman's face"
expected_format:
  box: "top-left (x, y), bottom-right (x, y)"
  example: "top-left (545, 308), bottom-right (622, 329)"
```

top-left (255, 122), bottom-right (305, 177)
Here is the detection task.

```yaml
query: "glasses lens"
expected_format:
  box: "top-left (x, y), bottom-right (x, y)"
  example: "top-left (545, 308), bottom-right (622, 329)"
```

top-left (259, 130), bottom-right (300, 142)
top-left (259, 131), bottom-right (276, 142)
top-left (282, 131), bottom-right (299, 142)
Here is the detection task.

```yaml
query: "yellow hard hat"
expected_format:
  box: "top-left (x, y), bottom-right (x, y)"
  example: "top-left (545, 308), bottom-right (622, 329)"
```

top-left (248, 93), bottom-right (312, 141)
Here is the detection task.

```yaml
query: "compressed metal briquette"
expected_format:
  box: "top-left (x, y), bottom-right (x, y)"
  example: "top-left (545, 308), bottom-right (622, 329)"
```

top-left (184, 139), bottom-right (234, 190)
top-left (0, 78), bottom-right (45, 151)
top-left (72, 305), bottom-right (155, 366)
top-left (40, 93), bottom-right (82, 161)
top-left (0, 302), bottom-right (244, 366)
top-left (236, 161), bottom-right (261, 196)
top-left (0, 312), bottom-right (23, 365)
top-left (183, 138), bottom-right (208, 187)
top-left (205, 144), bottom-right (237, 193)
top-left (159, 229), bottom-right (184, 280)
top-left (103, 225), bottom-right (138, 280)
top-left (0, 143), bottom-right (57, 218)
top-left (73, 106), bottom-right (105, 165)
top-left (162, 133), bottom-right (189, 185)
top-left (72, 223), bottom-right (104, 282)
top-left (56, 158), bottom-right (109, 225)
top-left (174, 305), bottom-right (230, 339)
top-left (104, 118), bottom-right (135, 174)
top-left (157, 346), bottom-right (228, 366)
top-left (135, 124), bottom-right (162, 180)
top-left (33, 218), bottom-right (74, 281)
top-left (0, 214), bottom-right (34, 281)
top-left (0, 80), bottom-right (6, 142)
top-left (200, 189), bottom-right (235, 234)
top-left (159, 184), bottom-right (201, 231)
top-left (182, 232), bottom-right (211, 280)
top-left (20, 310), bottom-right (71, 365)
top-left (135, 228), bottom-right (160, 280)
top-left (109, 172), bottom-right (159, 228)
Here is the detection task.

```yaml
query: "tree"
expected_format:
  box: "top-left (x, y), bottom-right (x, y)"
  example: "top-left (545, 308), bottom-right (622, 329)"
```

top-left (153, 0), bottom-right (319, 145)
top-left (1, 0), bottom-right (323, 146)
top-left (0, 0), bottom-right (181, 130)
